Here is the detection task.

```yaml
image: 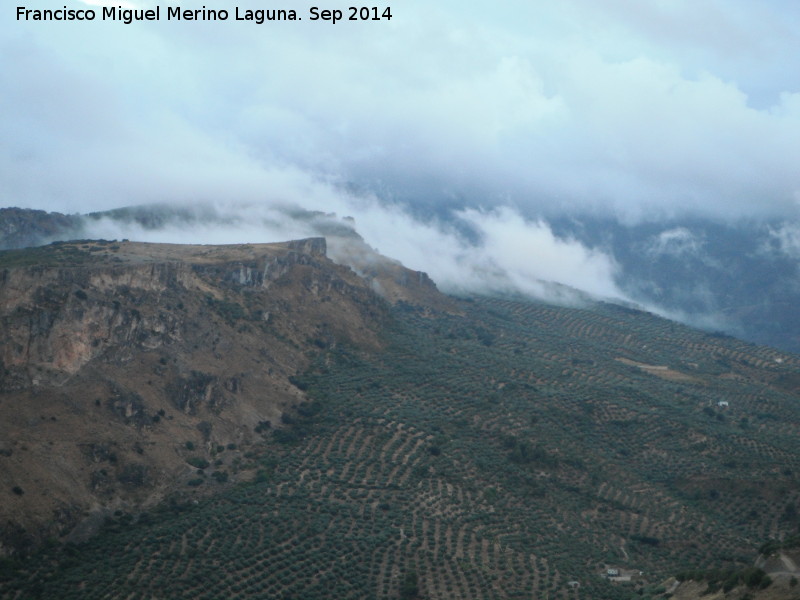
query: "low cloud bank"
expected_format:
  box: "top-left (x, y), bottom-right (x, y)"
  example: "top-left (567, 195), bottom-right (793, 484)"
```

top-left (83, 195), bottom-right (744, 335)
top-left (82, 195), bottom-right (628, 307)
top-left (4, 0), bottom-right (799, 343)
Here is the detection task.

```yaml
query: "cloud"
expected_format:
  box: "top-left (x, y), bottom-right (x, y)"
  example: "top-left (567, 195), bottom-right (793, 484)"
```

top-left (335, 202), bottom-right (626, 302)
top-left (446, 208), bottom-right (623, 300)
top-left (3, 0), bottom-right (800, 222)
top-left (766, 221), bottom-right (800, 259)
top-left (3, 0), bottom-right (800, 327)
top-left (77, 195), bottom-right (626, 305)
top-left (645, 227), bottom-right (705, 257)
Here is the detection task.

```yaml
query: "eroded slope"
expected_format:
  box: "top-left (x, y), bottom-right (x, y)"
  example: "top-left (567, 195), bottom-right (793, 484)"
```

top-left (0, 238), bottom-right (443, 551)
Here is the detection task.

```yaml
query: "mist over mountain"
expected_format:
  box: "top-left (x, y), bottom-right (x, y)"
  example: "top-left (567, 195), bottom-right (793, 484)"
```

top-left (3, 1), bottom-right (800, 350)
top-left (549, 215), bottom-right (800, 352)
top-left (3, 203), bottom-right (798, 353)
top-left (4, 2), bottom-right (800, 598)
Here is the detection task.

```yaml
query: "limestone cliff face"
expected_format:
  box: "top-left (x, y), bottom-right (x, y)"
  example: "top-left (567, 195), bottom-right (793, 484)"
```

top-left (0, 238), bottom-right (445, 554)
top-left (1, 263), bottom-right (180, 379)
top-left (0, 240), bottom-right (351, 383)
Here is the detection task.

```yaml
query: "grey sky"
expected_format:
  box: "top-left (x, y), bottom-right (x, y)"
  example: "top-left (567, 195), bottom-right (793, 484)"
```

top-left (2, 0), bottom-right (799, 303)
top-left (3, 0), bottom-right (799, 216)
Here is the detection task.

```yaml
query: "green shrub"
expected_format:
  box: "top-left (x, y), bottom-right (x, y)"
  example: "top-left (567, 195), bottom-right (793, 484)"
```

top-left (186, 457), bottom-right (210, 469)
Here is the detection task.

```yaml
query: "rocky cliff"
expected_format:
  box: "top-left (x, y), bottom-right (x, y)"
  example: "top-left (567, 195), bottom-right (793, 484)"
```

top-left (0, 238), bottom-right (442, 553)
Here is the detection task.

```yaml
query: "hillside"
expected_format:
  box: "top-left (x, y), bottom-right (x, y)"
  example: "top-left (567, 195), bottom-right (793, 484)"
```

top-left (659, 545), bottom-right (800, 600)
top-left (0, 238), bottom-right (445, 553)
top-left (1, 240), bottom-right (799, 598)
top-left (4, 205), bottom-right (800, 354)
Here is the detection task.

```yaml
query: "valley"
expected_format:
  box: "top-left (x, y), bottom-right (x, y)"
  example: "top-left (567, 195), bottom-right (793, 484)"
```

top-left (1, 238), bottom-right (799, 598)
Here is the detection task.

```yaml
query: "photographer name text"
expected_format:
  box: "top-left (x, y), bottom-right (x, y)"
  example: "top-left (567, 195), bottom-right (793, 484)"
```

top-left (16, 5), bottom-right (393, 25)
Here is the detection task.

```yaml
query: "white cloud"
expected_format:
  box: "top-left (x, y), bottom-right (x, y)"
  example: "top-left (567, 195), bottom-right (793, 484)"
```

top-left (334, 202), bottom-right (625, 301)
top-left (646, 227), bottom-right (705, 257)
top-left (450, 208), bottom-right (623, 300)
top-left (81, 195), bottom-right (626, 306)
top-left (3, 0), bottom-right (800, 309)
top-left (4, 0), bottom-right (799, 221)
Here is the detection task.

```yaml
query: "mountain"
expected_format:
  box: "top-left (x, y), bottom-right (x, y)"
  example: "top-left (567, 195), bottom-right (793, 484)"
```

top-left (661, 542), bottom-right (800, 599)
top-left (3, 205), bottom-right (799, 354)
top-left (0, 207), bottom-right (82, 250)
top-left (548, 215), bottom-right (800, 353)
top-left (1, 234), bottom-right (799, 599)
top-left (0, 237), bottom-right (443, 553)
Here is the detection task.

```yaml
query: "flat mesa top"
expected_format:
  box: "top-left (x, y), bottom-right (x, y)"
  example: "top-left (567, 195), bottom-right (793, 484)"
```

top-left (104, 240), bottom-right (302, 264)
top-left (0, 238), bottom-right (325, 269)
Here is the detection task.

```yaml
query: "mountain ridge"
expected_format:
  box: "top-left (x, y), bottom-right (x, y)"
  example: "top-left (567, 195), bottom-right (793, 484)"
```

top-left (0, 236), bottom-right (444, 552)
top-left (4, 204), bottom-right (799, 353)
top-left (0, 230), bottom-right (799, 598)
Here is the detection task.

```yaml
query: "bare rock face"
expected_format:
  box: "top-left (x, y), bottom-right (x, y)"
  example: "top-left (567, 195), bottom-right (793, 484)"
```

top-left (0, 238), bottom-right (445, 553)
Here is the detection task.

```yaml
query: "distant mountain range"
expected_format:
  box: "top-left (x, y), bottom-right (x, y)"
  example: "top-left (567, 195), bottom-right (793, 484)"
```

top-left (548, 214), bottom-right (800, 353)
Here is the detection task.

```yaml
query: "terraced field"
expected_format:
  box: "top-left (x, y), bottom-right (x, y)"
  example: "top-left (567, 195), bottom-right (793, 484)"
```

top-left (2, 296), bottom-right (799, 599)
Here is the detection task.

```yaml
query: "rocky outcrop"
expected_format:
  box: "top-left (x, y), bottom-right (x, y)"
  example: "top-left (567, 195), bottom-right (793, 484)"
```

top-left (0, 206), bottom-right (453, 310)
top-left (287, 236), bottom-right (327, 256)
top-left (0, 238), bottom-right (413, 553)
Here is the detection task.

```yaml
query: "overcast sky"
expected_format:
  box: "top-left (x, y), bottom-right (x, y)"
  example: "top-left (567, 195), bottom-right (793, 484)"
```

top-left (2, 0), bottom-right (799, 302)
